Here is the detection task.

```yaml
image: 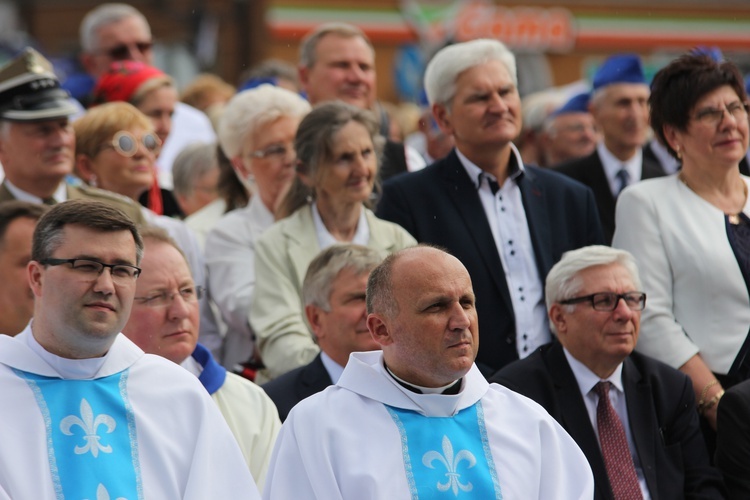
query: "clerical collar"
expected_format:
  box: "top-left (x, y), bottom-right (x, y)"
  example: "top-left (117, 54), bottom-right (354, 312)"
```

top-left (384, 362), bottom-right (462, 395)
top-left (25, 323), bottom-right (108, 380)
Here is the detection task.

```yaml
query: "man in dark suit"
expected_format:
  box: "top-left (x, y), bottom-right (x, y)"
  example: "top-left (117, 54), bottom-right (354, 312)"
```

top-left (262, 244), bottom-right (383, 421)
top-left (492, 245), bottom-right (725, 499)
top-left (555, 54), bottom-right (665, 244)
top-left (716, 379), bottom-right (750, 499)
top-left (377, 39), bottom-right (604, 376)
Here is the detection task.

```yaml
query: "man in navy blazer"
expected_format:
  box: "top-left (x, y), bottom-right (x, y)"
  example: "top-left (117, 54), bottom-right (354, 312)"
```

top-left (377, 39), bottom-right (604, 376)
top-left (492, 246), bottom-right (725, 499)
top-left (554, 54), bottom-right (666, 243)
top-left (262, 244), bottom-right (383, 421)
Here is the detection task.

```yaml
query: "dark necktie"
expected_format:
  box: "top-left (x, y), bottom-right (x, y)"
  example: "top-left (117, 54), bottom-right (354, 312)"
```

top-left (42, 197), bottom-right (57, 206)
top-left (615, 168), bottom-right (630, 196)
top-left (594, 382), bottom-right (643, 500)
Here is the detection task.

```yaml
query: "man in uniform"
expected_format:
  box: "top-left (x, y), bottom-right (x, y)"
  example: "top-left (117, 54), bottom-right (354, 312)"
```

top-left (555, 54), bottom-right (665, 243)
top-left (0, 47), bottom-right (144, 223)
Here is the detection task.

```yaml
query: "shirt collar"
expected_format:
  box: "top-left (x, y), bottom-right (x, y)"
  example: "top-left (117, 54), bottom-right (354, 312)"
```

top-left (597, 141), bottom-right (642, 181)
top-left (563, 345), bottom-right (625, 395)
top-left (5, 178), bottom-right (67, 204)
top-left (320, 351), bottom-right (345, 384)
top-left (456, 143), bottom-right (525, 190)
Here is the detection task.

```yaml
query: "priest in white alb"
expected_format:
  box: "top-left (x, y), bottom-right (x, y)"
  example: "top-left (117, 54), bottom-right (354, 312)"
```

top-left (0, 200), bottom-right (259, 500)
top-left (263, 245), bottom-right (594, 499)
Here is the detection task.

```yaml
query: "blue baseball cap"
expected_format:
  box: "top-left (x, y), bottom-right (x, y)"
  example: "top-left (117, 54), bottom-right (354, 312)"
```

top-left (592, 54), bottom-right (646, 90)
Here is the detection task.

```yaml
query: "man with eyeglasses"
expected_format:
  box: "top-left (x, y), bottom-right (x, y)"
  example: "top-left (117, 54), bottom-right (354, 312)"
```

top-left (492, 245), bottom-right (725, 500)
top-left (555, 54), bottom-right (666, 244)
top-left (122, 225), bottom-right (280, 491)
top-left (79, 3), bottom-right (216, 185)
top-left (0, 48), bottom-right (144, 223)
top-left (0, 200), bottom-right (259, 499)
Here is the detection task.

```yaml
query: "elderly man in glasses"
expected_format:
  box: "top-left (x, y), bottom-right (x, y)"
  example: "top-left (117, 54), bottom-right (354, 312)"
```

top-left (0, 48), bottom-right (144, 223)
top-left (491, 245), bottom-right (725, 500)
top-left (122, 225), bottom-right (281, 491)
top-left (0, 200), bottom-right (259, 499)
top-left (79, 3), bottom-right (216, 185)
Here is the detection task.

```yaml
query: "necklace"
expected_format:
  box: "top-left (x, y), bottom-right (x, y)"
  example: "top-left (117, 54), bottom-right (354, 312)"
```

top-left (679, 172), bottom-right (748, 225)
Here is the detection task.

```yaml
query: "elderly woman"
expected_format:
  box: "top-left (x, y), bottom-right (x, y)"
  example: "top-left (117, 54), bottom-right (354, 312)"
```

top-left (73, 101), bottom-right (206, 300)
top-left (93, 60), bottom-right (182, 216)
top-left (613, 54), bottom-right (750, 430)
top-left (250, 101), bottom-right (417, 382)
top-left (172, 142), bottom-right (222, 244)
top-left (204, 85), bottom-right (311, 371)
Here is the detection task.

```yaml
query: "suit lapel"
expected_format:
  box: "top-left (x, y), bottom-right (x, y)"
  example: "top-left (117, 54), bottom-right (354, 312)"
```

top-left (298, 354), bottom-right (333, 399)
top-left (440, 152), bottom-right (512, 313)
top-left (517, 168), bottom-right (553, 277)
top-left (588, 152), bottom-right (617, 220)
top-left (547, 343), bottom-right (614, 500)
top-left (284, 206), bottom-right (321, 288)
top-left (622, 357), bottom-right (659, 498)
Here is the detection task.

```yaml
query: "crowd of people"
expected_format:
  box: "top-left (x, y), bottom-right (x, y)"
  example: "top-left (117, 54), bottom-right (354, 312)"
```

top-left (1, 1), bottom-right (750, 498)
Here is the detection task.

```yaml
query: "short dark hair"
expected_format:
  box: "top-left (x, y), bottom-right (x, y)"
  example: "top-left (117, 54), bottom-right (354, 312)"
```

top-left (32, 199), bottom-right (144, 264)
top-left (0, 201), bottom-right (47, 249)
top-left (650, 54), bottom-right (747, 159)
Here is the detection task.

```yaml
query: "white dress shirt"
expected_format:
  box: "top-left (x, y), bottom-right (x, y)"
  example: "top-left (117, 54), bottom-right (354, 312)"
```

top-left (312, 202), bottom-right (370, 248)
top-left (598, 142), bottom-right (642, 197)
top-left (456, 146), bottom-right (549, 357)
top-left (563, 347), bottom-right (651, 499)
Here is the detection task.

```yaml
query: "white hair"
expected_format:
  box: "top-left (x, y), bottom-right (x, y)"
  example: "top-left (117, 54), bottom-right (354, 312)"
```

top-left (80, 3), bottom-right (151, 53)
top-left (424, 39), bottom-right (517, 107)
top-left (545, 245), bottom-right (642, 333)
top-left (217, 84), bottom-right (311, 159)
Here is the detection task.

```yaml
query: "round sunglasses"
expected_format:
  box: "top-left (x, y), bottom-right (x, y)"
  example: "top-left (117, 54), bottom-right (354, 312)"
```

top-left (102, 131), bottom-right (161, 157)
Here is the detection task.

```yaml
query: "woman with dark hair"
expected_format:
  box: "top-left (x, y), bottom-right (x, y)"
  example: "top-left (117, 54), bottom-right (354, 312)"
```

top-left (613, 53), bottom-right (750, 430)
top-left (250, 101), bottom-right (416, 382)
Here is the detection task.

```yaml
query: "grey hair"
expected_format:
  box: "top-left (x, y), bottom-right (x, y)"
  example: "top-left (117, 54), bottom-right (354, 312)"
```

top-left (32, 199), bottom-right (144, 265)
top-left (424, 39), bottom-right (517, 107)
top-left (545, 245), bottom-right (642, 333)
top-left (278, 100), bottom-right (384, 219)
top-left (302, 244), bottom-right (384, 311)
top-left (299, 22), bottom-right (374, 69)
top-left (80, 3), bottom-right (151, 53)
top-left (171, 143), bottom-right (218, 198)
top-left (217, 84), bottom-right (311, 159)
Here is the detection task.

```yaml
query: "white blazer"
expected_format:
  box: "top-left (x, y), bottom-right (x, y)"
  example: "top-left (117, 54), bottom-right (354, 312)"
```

top-left (613, 175), bottom-right (750, 374)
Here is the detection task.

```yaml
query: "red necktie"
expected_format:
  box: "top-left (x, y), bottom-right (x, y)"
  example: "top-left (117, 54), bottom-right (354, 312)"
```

top-left (594, 381), bottom-right (643, 500)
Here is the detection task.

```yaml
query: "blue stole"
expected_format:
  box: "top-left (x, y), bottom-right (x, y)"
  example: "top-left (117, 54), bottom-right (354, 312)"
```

top-left (386, 401), bottom-right (502, 499)
top-left (192, 343), bottom-right (226, 395)
top-left (15, 369), bottom-right (142, 500)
